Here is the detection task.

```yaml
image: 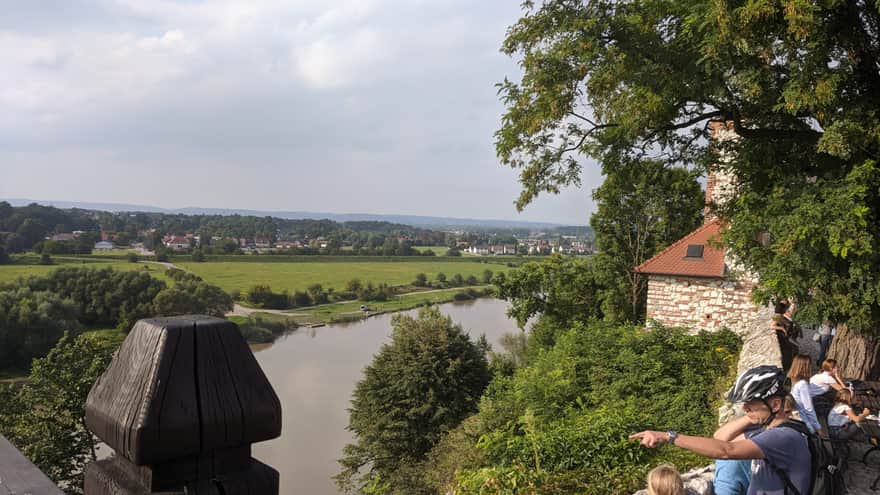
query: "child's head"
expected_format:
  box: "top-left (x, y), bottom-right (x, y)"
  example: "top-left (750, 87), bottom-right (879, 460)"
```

top-left (821, 359), bottom-right (838, 373)
top-left (647, 464), bottom-right (684, 495)
top-left (835, 389), bottom-right (853, 405)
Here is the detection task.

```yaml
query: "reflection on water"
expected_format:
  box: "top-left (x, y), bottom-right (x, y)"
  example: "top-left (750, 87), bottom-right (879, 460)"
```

top-left (251, 298), bottom-right (519, 495)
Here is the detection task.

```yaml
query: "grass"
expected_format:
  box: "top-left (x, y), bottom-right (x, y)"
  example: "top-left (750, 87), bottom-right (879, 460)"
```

top-left (412, 245), bottom-right (449, 253)
top-left (276, 286), bottom-right (494, 325)
top-left (177, 260), bottom-right (510, 294)
top-left (89, 249), bottom-right (139, 257)
top-left (0, 255), bottom-right (170, 285)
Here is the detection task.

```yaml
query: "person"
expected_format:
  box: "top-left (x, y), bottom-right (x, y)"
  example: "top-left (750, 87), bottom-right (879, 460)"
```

top-left (810, 359), bottom-right (846, 393)
top-left (788, 354), bottom-right (827, 436)
top-left (713, 396), bottom-right (796, 495)
top-left (815, 320), bottom-right (835, 366)
top-left (810, 358), bottom-right (846, 430)
top-left (630, 366), bottom-right (811, 495)
top-left (647, 464), bottom-right (685, 495)
top-left (770, 316), bottom-right (794, 372)
top-left (828, 389), bottom-right (869, 441)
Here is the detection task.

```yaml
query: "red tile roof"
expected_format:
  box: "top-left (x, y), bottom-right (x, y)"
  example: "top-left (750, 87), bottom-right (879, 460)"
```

top-left (635, 219), bottom-right (727, 278)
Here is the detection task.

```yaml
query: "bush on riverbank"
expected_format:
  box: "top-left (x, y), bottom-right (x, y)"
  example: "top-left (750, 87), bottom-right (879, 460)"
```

top-left (421, 321), bottom-right (740, 495)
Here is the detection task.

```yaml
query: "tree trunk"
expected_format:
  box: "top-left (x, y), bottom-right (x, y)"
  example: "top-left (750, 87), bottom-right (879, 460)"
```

top-left (828, 324), bottom-right (880, 380)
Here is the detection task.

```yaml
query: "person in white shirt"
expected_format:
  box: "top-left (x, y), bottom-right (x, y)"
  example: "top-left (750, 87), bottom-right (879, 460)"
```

top-left (810, 358), bottom-right (846, 393)
top-left (828, 389), bottom-right (869, 441)
top-left (788, 354), bottom-right (827, 436)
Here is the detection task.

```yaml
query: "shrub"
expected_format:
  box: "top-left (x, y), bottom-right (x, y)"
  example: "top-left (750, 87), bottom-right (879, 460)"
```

top-left (443, 321), bottom-right (740, 495)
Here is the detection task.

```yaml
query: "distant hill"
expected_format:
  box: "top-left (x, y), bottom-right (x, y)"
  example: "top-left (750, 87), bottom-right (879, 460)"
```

top-left (3, 198), bottom-right (585, 230)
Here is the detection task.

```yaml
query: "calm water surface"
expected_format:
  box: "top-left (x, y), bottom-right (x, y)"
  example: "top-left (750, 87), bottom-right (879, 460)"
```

top-left (251, 298), bottom-right (519, 495)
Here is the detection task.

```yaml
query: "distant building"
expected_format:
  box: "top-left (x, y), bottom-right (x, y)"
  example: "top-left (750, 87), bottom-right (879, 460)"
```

top-left (94, 241), bottom-right (115, 250)
top-left (164, 236), bottom-right (191, 251)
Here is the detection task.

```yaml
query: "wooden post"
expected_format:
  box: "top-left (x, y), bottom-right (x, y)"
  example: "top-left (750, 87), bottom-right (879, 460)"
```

top-left (83, 315), bottom-right (282, 494)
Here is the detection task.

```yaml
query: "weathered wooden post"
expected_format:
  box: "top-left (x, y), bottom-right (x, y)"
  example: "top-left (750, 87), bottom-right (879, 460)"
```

top-left (83, 315), bottom-right (282, 494)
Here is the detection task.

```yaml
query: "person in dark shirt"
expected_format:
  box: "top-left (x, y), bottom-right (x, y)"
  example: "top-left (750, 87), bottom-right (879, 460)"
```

top-left (631, 366), bottom-right (811, 495)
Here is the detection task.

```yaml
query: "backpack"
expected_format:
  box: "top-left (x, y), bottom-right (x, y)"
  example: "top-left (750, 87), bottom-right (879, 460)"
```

top-left (769, 420), bottom-right (846, 495)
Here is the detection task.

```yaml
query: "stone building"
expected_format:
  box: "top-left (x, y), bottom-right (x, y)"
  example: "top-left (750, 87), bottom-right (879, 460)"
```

top-left (635, 121), bottom-right (762, 334)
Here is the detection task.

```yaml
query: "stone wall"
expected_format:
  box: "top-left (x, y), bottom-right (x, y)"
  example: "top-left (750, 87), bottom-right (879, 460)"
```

top-left (645, 275), bottom-right (759, 334)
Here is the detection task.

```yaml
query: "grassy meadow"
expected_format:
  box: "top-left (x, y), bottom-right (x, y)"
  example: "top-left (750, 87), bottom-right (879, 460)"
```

top-left (176, 259), bottom-right (510, 294)
top-left (0, 254), bottom-right (170, 285)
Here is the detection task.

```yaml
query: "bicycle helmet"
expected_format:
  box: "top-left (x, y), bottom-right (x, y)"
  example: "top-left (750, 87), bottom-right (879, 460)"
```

top-left (726, 365), bottom-right (786, 403)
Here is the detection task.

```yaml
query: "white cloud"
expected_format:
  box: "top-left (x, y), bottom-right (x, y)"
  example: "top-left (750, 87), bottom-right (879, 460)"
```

top-left (0, 0), bottom-right (596, 224)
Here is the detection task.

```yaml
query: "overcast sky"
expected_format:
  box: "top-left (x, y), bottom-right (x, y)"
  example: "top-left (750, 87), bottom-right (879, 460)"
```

top-left (0, 0), bottom-right (600, 225)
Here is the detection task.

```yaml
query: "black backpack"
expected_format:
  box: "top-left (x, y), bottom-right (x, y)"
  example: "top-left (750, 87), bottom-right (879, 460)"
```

top-left (769, 420), bottom-right (846, 495)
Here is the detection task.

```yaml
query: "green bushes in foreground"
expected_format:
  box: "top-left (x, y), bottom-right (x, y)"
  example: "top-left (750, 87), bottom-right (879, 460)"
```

top-left (425, 321), bottom-right (740, 495)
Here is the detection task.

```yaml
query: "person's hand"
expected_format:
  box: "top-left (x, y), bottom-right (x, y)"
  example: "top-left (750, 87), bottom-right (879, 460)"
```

top-left (629, 430), bottom-right (669, 448)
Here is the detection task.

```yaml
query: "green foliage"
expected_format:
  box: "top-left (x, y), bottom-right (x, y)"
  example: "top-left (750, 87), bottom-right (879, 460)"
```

top-left (1, 333), bottom-right (113, 494)
top-left (15, 267), bottom-right (165, 330)
top-left (152, 280), bottom-right (233, 318)
top-left (245, 284), bottom-right (292, 309)
top-left (0, 287), bottom-right (80, 370)
top-left (496, 0), bottom-right (880, 333)
top-left (39, 253), bottom-right (53, 265)
top-left (336, 307), bottom-right (491, 494)
top-left (191, 249), bottom-right (205, 262)
top-left (446, 321), bottom-right (740, 495)
top-left (235, 315), bottom-right (298, 344)
top-left (591, 160), bottom-right (703, 322)
top-left (0, 267), bottom-right (232, 368)
top-left (494, 254), bottom-right (603, 334)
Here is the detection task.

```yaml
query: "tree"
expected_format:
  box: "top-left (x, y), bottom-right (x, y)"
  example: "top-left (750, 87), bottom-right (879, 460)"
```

top-left (347, 278), bottom-right (364, 293)
top-left (307, 284), bottom-right (329, 305)
top-left (497, 1), bottom-right (880, 376)
top-left (336, 307), bottom-right (491, 494)
top-left (0, 245), bottom-right (8, 264)
top-left (152, 281), bottom-right (233, 318)
top-left (495, 254), bottom-right (604, 347)
top-left (590, 160), bottom-right (702, 322)
top-left (0, 288), bottom-right (80, 370)
top-left (413, 273), bottom-right (428, 287)
top-left (4, 333), bottom-right (114, 493)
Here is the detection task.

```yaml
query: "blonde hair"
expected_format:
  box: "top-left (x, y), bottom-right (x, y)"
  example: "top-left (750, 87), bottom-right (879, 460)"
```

top-left (787, 354), bottom-right (812, 382)
top-left (647, 464), bottom-right (685, 495)
top-left (835, 389), bottom-right (853, 406)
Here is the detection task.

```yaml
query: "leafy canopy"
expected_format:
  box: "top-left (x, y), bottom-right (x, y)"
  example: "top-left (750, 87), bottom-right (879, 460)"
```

top-left (336, 307), bottom-right (491, 494)
top-left (450, 321), bottom-right (740, 495)
top-left (1, 333), bottom-right (114, 494)
top-left (498, 0), bottom-right (880, 332)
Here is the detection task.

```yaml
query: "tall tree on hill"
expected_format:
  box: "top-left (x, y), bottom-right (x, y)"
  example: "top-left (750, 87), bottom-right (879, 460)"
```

top-left (497, 0), bottom-right (880, 378)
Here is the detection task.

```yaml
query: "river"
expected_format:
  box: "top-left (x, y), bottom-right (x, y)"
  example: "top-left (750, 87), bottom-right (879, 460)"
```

top-left (251, 298), bottom-right (520, 495)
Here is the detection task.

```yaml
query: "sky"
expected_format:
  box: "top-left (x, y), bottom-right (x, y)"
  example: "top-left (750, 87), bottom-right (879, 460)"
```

top-left (0, 0), bottom-right (600, 225)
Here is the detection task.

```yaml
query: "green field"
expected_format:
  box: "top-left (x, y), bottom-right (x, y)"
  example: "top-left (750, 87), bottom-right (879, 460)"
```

top-left (177, 260), bottom-right (509, 293)
top-left (289, 287), bottom-right (493, 324)
top-left (412, 245), bottom-right (448, 253)
top-left (0, 255), bottom-right (170, 285)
